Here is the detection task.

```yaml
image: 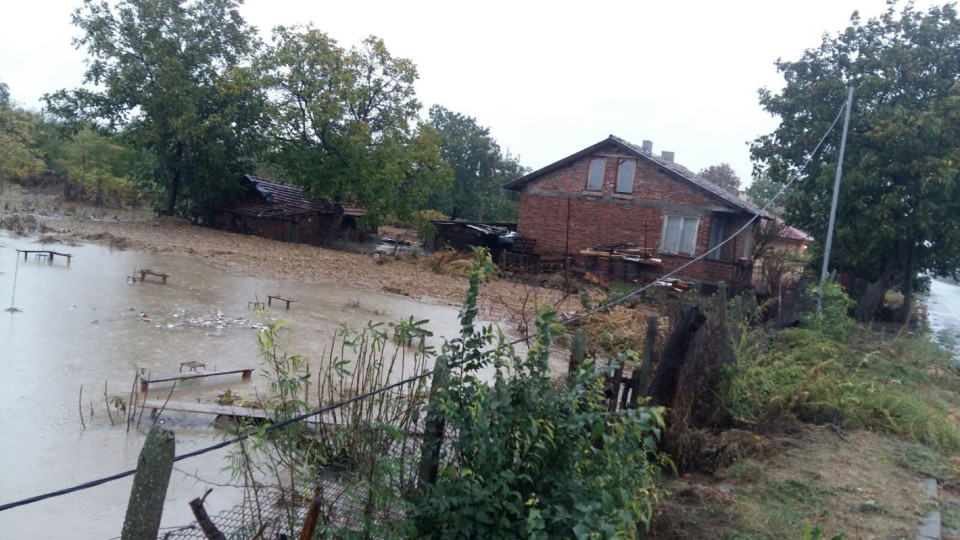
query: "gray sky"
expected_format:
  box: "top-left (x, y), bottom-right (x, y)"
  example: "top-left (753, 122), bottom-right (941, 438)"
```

top-left (0, 0), bottom-right (935, 186)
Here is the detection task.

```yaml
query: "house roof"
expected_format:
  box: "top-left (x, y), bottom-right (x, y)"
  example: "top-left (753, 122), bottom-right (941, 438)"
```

top-left (776, 218), bottom-right (813, 243)
top-left (231, 175), bottom-right (364, 219)
top-left (504, 135), bottom-right (771, 219)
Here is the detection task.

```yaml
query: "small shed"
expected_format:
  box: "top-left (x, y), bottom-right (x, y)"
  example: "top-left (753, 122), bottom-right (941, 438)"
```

top-left (213, 175), bottom-right (365, 244)
top-left (432, 221), bottom-right (517, 262)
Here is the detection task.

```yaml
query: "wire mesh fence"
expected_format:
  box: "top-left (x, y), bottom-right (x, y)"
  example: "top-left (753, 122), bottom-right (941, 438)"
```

top-left (158, 350), bottom-right (443, 540)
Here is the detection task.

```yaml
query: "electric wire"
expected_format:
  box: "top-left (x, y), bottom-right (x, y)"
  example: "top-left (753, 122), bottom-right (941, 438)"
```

top-left (0, 99), bottom-right (849, 514)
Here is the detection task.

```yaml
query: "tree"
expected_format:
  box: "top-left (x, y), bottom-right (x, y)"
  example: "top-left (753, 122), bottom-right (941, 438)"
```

top-left (698, 163), bottom-right (740, 194)
top-left (751, 3), bottom-right (960, 321)
top-left (44, 0), bottom-right (264, 216)
top-left (259, 26), bottom-right (451, 239)
top-left (0, 79), bottom-right (45, 181)
top-left (744, 171), bottom-right (785, 213)
top-left (425, 105), bottom-right (526, 222)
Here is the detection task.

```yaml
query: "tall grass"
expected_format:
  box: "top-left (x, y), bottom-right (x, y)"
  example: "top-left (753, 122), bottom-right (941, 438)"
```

top-left (723, 286), bottom-right (960, 452)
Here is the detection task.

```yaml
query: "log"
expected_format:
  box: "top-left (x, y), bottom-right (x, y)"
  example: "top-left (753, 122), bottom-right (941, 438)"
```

top-left (648, 306), bottom-right (706, 408)
top-left (189, 490), bottom-right (226, 540)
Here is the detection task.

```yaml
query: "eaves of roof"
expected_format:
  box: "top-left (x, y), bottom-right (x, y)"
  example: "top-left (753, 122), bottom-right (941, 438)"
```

top-left (504, 135), bottom-right (771, 219)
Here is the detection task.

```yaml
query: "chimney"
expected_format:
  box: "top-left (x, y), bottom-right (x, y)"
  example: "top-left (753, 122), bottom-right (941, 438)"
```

top-left (662, 151), bottom-right (675, 163)
top-left (642, 140), bottom-right (653, 154)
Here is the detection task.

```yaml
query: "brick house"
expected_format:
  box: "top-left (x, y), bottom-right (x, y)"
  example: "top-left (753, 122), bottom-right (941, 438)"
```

top-left (504, 135), bottom-right (770, 291)
top-left (212, 175), bottom-right (365, 244)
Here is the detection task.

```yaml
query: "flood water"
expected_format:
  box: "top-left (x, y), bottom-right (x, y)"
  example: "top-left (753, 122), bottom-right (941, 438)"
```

top-left (0, 230), bottom-right (487, 539)
top-left (925, 277), bottom-right (960, 361)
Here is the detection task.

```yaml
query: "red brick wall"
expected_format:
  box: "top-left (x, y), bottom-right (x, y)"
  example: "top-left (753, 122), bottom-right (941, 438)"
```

top-left (516, 151), bottom-right (755, 287)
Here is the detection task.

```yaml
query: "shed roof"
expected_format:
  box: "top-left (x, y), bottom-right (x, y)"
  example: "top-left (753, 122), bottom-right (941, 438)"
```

top-left (504, 135), bottom-right (771, 219)
top-left (230, 175), bottom-right (364, 219)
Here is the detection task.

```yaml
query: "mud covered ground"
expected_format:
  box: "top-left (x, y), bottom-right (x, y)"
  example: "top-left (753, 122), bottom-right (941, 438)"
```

top-left (0, 184), bottom-right (577, 325)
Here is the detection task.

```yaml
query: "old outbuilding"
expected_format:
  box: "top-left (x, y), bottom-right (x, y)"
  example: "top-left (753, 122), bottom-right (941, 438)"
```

top-left (504, 135), bottom-right (770, 291)
top-left (212, 175), bottom-right (366, 244)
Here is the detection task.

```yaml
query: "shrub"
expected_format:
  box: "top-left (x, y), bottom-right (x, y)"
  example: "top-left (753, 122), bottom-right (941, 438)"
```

top-left (413, 209), bottom-right (448, 240)
top-left (414, 249), bottom-right (668, 538)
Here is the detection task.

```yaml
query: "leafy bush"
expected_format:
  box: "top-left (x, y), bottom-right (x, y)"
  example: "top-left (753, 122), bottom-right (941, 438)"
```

top-left (413, 209), bottom-right (448, 240)
top-left (414, 249), bottom-right (668, 538)
top-left (800, 282), bottom-right (857, 340)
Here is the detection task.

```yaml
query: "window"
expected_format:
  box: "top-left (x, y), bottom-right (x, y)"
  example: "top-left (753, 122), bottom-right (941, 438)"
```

top-left (706, 217), bottom-right (726, 260)
top-left (586, 158), bottom-right (605, 190)
top-left (661, 215), bottom-right (699, 256)
top-left (739, 227), bottom-right (753, 260)
top-left (616, 159), bottom-right (635, 193)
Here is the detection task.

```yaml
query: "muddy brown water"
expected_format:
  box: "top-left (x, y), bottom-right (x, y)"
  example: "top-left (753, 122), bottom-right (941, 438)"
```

top-left (0, 230), bottom-right (510, 539)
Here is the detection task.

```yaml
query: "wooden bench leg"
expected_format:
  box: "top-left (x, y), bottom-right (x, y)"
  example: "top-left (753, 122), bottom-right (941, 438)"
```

top-left (242, 370), bottom-right (252, 381)
top-left (140, 381), bottom-right (149, 393)
top-left (161, 276), bottom-right (167, 285)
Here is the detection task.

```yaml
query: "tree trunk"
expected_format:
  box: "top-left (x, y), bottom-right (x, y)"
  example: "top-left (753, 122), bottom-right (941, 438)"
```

top-left (648, 306), bottom-right (706, 408)
top-left (900, 241), bottom-right (916, 324)
top-left (320, 202), bottom-right (345, 245)
top-left (854, 267), bottom-right (899, 321)
top-left (164, 142), bottom-right (184, 216)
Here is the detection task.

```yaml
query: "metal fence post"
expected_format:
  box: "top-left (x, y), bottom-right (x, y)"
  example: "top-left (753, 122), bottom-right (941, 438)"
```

top-left (121, 425), bottom-right (175, 540)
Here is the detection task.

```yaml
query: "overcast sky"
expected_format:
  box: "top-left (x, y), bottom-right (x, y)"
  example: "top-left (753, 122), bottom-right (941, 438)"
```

top-left (0, 0), bottom-right (937, 186)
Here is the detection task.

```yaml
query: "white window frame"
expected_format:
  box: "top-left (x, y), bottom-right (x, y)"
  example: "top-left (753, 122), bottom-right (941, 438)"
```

top-left (586, 158), bottom-right (605, 191)
top-left (660, 215), bottom-right (700, 256)
top-left (615, 159), bottom-right (635, 194)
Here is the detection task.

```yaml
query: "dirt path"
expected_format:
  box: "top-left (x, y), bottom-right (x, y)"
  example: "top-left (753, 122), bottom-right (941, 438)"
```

top-left (0, 186), bottom-right (576, 325)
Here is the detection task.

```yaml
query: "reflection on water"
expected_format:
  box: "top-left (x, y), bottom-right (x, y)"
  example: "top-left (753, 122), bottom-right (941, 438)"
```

top-left (926, 277), bottom-right (960, 363)
top-left (0, 230), bottom-right (479, 538)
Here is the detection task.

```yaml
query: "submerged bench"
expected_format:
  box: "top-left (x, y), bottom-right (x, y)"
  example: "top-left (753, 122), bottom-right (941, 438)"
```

top-left (16, 249), bottom-right (73, 266)
top-left (267, 295), bottom-right (296, 309)
top-left (140, 367), bottom-right (254, 393)
top-left (141, 398), bottom-right (345, 426)
top-left (141, 399), bottom-right (268, 419)
top-left (136, 269), bottom-right (169, 284)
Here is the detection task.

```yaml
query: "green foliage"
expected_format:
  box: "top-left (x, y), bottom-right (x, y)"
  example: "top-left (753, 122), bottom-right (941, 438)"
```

top-left (412, 208), bottom-right (448, 240)
top-left (803, 521), bottom-right (845, 540)
top-left (414, 248), bottom-right (667, 538)
top-left (724, 320), bottom-right (960, 452)
top-left (425, 105), bottom-right (526, 222)
top-left (698, 163), bottom-right (741, 194)
top-left (751, 3), bottom-right (960, 311)
top-left (0, 80), bottom-right (44, 181)
top-left (259, 26), bottom-right (451, 231)
top-left (45, 0), bottom-right (264, 216)
top-left (226, 316), bottom-right (432, 538)
top-left (801, 282), bottom-right (857, 340)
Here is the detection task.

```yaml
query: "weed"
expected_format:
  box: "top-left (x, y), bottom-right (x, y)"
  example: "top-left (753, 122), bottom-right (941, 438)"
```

top-left (721, 460), bottom-right (766, 484)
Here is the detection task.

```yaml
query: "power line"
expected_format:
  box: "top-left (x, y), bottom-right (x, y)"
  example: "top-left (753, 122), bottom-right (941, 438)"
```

top-left (0, 99), bottom-right (849, 514)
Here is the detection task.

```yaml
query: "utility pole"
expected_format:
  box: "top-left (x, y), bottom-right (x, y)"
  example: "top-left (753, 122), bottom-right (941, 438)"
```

top-left (819, 87), bottom-right (854, 311)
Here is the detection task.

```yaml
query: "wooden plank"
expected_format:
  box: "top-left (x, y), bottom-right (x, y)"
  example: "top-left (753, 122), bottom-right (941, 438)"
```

top-left (142, 399), bottom-right (345, 426)
top-left (142, 399), bottom-right (269, 418)
top-left (140, 368), bottom-right (254, 392)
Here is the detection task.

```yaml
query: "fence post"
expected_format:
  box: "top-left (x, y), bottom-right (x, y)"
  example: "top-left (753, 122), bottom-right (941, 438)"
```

top-left (121, 425), bottom-right (175, 540)
top-left (417, 356), bottom-right (449, 491)
top-left (569, 328), bottom-right (587, 375)
top-left (630, 316), bottom-right (659, 407)
top-left (718, 281), bottom-right (727, 329)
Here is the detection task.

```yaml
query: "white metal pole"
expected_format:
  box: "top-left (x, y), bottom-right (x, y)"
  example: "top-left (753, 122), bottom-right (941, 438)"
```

top-left (820, 87), bottom-right (854, 286)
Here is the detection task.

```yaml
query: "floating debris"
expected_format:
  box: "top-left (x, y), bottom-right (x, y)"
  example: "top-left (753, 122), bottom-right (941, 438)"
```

top-left (182, 310), bottom-right (268, 331)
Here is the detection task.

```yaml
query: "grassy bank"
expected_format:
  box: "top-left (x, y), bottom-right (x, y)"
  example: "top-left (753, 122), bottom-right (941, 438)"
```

top-left (641, 284), bottom-right (960, 538)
